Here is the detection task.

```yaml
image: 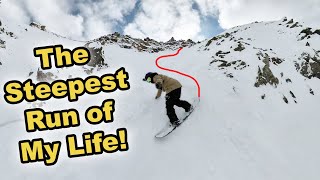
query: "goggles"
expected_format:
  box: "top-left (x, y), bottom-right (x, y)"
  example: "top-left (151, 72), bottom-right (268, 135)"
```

top-left (146, 77), bottom-right (152, 83)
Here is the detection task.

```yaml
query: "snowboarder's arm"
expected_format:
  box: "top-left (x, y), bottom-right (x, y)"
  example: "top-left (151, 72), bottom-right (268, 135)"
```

top-left (155, 89), bottom-right (162, 99)
top-left (154, 75), bottom-right (163, 99)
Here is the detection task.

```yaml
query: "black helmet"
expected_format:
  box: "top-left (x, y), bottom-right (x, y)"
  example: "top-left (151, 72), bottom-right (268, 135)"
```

top-left (143, 72), bottom-right (158, 83)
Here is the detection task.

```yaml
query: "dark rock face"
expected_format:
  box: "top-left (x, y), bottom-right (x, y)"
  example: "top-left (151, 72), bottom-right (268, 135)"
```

top-left (168, 37), bottom-right (175, 42)
top-left (286, 78), bottom-right (292, 83)
top-left (310, 88), bottom-right (315, 95)
top-left (209, 57), bottom-right (248, 79)
top-left (290, 22), bottom-right (299, 28)
top-left (271, 57), bottom-right (284, 65)
top-left (254, 53), bottom-right (279, 87)
top-left (314, 29), bottom-right (320, 35)
top-left (30, 22), bottom-right (46, 31)
top-left (89, 32), bottom-right (195, 53)
top-left (299, 28), bottom-right (320, 40)
top-left (0, 21), bottom-right (8, 48)
top-left (215, 50), bottom-right (230, 58)
top-left (234, 42), bottom-right (245, 52)
top-left (205, 32), bottom-right (232, 47)
top-left (0, 19), bottom-right (5, 48)
top-left (205, 39), bottom-right (213, 47)
top-left (296, 51), bottom-right (320, 79)
top-left (287, 19), bottom-right (294, 24)
top-left (210, 59), bottom-right (248, 70)
top-left (300, 28), bottom-right (313, 36)
top-left (85, 46), bottom-right (107, 67)
top-left (254, 66), bottom-right (279, 87)
top-left (0, 39), bottom-right (5, 48)
top-left (290, 91), bottom-right (296, 98)
top-left (283, 95), bottom-right (288, 104)
top-left (0, 23), bottom-right (16, 39)
top-left (37, 69), bottom-right (54, 82)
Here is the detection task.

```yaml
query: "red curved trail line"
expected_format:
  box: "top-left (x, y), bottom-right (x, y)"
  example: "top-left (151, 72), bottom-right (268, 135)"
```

top-left (155, 47), bottom-right (201, 98)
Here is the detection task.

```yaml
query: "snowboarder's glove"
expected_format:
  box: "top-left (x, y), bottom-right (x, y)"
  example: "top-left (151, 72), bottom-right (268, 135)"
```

top-left (155, 82), bottom-right (162, 90)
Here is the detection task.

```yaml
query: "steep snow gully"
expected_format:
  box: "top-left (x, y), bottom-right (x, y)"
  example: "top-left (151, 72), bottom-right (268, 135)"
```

top-left (155, 47), bottom-right (201, 98)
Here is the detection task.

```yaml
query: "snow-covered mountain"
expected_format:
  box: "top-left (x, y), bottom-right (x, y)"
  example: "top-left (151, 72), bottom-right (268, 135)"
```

top-left (0, 16), bottom-right (320, 180)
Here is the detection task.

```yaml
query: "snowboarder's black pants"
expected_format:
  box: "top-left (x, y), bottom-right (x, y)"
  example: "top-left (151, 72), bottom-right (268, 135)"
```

top-left (165, 88), bottom-right (191, 123)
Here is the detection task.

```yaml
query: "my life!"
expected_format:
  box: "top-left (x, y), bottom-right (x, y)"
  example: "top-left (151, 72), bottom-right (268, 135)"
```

top-left (18, 128), bottom-right (128, 166)
top-left (20, 100), bottom-right (118, 165)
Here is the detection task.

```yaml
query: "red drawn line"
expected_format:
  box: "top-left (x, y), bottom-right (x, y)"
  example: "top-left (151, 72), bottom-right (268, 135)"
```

top-left (155, 47), bottom-right (201, 98)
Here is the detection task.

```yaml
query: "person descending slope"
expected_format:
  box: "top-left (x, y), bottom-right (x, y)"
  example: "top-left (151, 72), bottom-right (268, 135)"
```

top-left (143, 72), bottom-right (192, 126)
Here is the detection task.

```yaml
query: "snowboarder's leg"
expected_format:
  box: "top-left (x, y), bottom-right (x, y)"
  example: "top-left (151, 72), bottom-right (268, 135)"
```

top-left (177, 100), bottom-right (192, 112)
top-left (165, 91), bottom-right (179, 125)
top-left (172, 88), bottom-right (192, 112)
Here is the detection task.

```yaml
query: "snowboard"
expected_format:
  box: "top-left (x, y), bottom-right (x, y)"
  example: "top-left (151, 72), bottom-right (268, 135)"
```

top-left (155, 98), bottom-right (199, 138)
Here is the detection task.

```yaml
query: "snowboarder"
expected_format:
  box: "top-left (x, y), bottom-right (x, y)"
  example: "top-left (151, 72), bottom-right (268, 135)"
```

top-left (143, 72), bottom-right (192, 126)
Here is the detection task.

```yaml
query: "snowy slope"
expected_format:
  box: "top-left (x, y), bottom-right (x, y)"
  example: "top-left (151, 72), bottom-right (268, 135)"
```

top-left (1, 17), bottom-right (320, 180)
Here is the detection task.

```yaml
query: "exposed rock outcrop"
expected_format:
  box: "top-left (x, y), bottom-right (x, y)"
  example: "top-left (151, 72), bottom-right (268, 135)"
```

top-left (254, 53), bottom-right (279, 87)
top-left (30, 22), bottom-right (46, 31)
top-left (85, 46), bottom-right (107, 68)
top-left (234, 42), bottom-right (245, 52)
top-left (36, 69), bottom-right (55, 82)
top-left (296, 51), bottom-right (320, 79)
top-left (89, 32), bottom-right (195, 53)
